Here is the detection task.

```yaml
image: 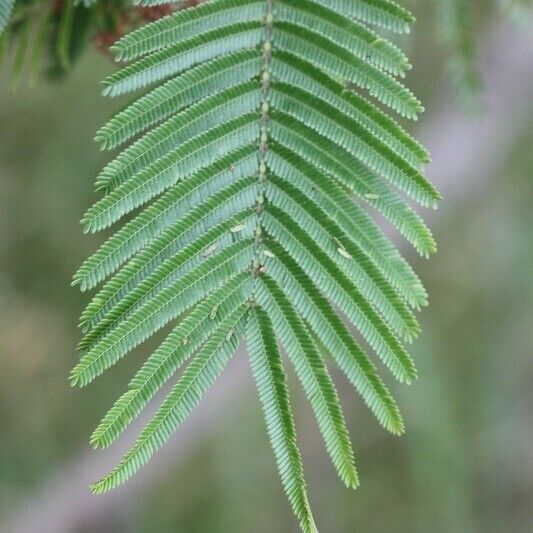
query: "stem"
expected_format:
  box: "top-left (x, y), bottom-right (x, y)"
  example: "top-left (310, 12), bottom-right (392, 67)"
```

top-left (251, 0), bottom-right (274, 285)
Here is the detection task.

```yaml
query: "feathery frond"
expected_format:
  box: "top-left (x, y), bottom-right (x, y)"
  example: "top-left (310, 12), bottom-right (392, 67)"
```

top-left (74, 0), bottom-right (440, 529)
top-left (247, 307), bottom-right (317, 533)
top-left (257, 275), bottom-right (358, 488)
top-left (92, 304), bottom-right (248, 494)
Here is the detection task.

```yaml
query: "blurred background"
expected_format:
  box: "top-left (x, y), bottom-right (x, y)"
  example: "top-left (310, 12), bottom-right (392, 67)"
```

top-left (0, 2), bottom-right (532, 532)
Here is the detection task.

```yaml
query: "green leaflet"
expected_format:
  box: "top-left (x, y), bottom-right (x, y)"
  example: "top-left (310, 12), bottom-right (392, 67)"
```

top-left (267, 142), bottom-right (428, 308)
top-left (257, 275), bottom-right (359, 488)
top-left (78, 205), bottom-right (254, 334)
top-left (75, 1), bottom-right (439, 530)
top-left (82, 113), bottom-right (260, 231)
top-left (246, 307), bottom-right (318, 533)
top-left (102, 22), bottom-right (263, 97)
top-left (71, 241), bottom-right (254, 386)
top-left (91, 272), bottom-right (252, 449)
top-left (270, 51), bottom-right (428, 168)
top-left (269, 114), bottom-right (437, 257)
top-left (266, 173), bottom-right (420, 340)
top-left (78, 204), bottom-right (254, 349)
top-left (274, 22), bottom-right (423, 119)
top-left (262, 241), bottom-right (404, 435)
top-left (313, 0), bottom-right (415, 33)
top-left (112, 0), bottom-right (266, 61)
top-left (270, 83), bottom-right (439, 206)
top-left (92, 304), bottom-right (249, 494)
top-left (95, 82), bottom-right (262, 192)
top-left (277, 0), bottom-right (410, 77)
top-left (262, 207), bottom-right (417, 384)
top-left (75, 146), bottom-right (257, 291)
top-left (96, 50), bottom-right (262, 150)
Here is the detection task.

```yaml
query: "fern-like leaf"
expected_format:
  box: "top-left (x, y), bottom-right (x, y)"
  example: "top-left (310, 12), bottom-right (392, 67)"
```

top-left (74, 0), bottom-right (440, 529)
top-left (257, 275), bottom-right (358, 488)
top-left (247, 306), bottom-right (318, 533)
top-left (92, 304), bottom-right (248, 493)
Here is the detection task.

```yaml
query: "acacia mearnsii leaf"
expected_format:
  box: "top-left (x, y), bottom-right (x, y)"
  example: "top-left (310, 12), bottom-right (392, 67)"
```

top-left (78, 200), bottom-right (254, 351)
top-left (274, 22), bottom-right (422, 119)
top-left (270, 51), bottom-right (428, 168)
top-left (71, 241), bottom-right (254, 387)
top-left (270, 83), bottom-right (440, 206)
top-left (102, 21), bottom-right (263, 97)
top-left (262, 240), bottom-right (405, 435)
top-left (94, 81), bottom-right (261, 193)
top-left (310, 0), bottom-right (415, 34)
top-left (277, 0), bottom-right (410, 77)
top-left (262, 206), bottom-right (417, 384)
top-left (77, 179), bottom-right (256, 345)
top-left (95, 50), bottom-right (262, 150)
top-left (267, 142), bottom-right (428, 309)
top-left (82, 114), bottom-right (260, 232)
top-left (257, 275), bottom-right (359, 488)
top-left (266, 173), bottom-right (420, 341)
top-left (91, 304), bottom-right (248, 494)
top-left (112, 0), bottom-right (266, 61)
top-left (246, 307), bottom-right (318, 533)
top-left (91, 272), bottom-right (252, 449)
top-left (78, 188), bottom-right (255, 335)
top-left (270, 114), bottom-right (437, 257)
top-left (74, 0), bottom-right (440, 528)
top-left (74, 145), bottom-right (257, 291)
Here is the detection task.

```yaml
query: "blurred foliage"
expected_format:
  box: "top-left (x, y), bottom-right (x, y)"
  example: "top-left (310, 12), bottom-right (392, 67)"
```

top-left (0, 1), bottom-right (532, 532)
top-left (0, 1), bottom-right (188, 87)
